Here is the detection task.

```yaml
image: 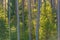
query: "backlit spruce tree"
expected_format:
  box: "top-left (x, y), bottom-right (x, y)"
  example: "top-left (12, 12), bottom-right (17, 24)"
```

top-left (39, 0), bottom-right (57, 40)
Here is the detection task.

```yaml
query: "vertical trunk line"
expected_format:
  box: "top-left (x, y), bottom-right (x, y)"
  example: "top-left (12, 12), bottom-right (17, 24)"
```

top-left (5, 0), bottom-right (6, 23)
top-left (8, 0), bottom-right (11, 40)
top-left (22, 0), bottom-right (25, 40)
top-left (36, 0), bottom-right (41, 40)
top-left (57, 0), bottom-right (60, 40)
top-left (15, 0), bottom-right (20, 40)
top-left (28, 0), bottom-right (32, 40)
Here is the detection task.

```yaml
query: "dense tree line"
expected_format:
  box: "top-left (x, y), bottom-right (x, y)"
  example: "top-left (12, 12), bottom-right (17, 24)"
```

top-left (0, 0), bottom-right (58, 40)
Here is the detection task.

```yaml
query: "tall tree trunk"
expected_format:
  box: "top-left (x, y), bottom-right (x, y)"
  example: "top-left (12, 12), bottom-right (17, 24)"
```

top-left (8, 0), bottom-right (11, 40)
top-left (28, 0), bottom-right (32, 40)
top-left (15, 0), bottom-right (20, 40)
top-left (22, 0), bottom-right (25, 40)
top-left (57, 0), bottom-right (60, 40)
top-left (50, 0), bottom-right (55, 9)
top-left (36, 0), bottom-right (41, 40)
top-left (5, 0), bottom-right (6, 22)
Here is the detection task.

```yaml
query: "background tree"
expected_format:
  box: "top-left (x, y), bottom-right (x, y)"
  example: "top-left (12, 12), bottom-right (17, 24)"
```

top-left (39, 0), bottom-right (57, 40)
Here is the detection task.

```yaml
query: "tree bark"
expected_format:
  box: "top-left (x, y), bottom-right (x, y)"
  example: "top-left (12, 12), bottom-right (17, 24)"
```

top-left (22, 0), bottom-right (25, 40)
top-left (15, 0), bottom-right (20, 40)
top-left (36, 0), bottom-right (41, 40)
top-left (28, 0), bottom-right (32, 40)
top-left (8, 0), bottom-right (11, 40)
top-left (57, 0), bottom-right (60, 40)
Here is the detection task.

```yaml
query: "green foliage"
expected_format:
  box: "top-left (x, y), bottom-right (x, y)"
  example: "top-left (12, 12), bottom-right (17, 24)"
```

top-left (0, 4), bottom-right (9, 40)
top-left (39, 0), bottom-right (57, 40)
top-left (0, 0), bottom-right (57, 40)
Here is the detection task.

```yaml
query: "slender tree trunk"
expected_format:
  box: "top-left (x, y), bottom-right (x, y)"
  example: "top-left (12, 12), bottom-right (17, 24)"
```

top-left (15, 0), bottom-right (20, 40)
top-left (22, 0), bottom-right (25, 40)
top-left (57, 0), bottom-right (60, 40)
top-left (28, 0), bottom-right (32, 40)
top-left (36, 0), bottom-right (41, 40)
top-left (34, 0), bottom-right (36, 4)
top-left (1, 0), bottom-right (3, 8)
top-left (5, 0), bottom-right (6, 22)
top-left (8, 0), bottom-right (11, 40)
top-left (50, 0), bottom-right (53, 7)
top-left (50, 0), bottom-right (55, 9)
